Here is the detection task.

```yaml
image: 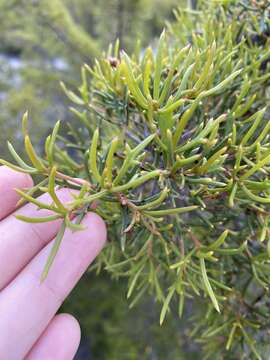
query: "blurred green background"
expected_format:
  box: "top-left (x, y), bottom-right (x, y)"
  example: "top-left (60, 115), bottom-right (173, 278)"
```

top-left (0, 0), bottom-right (179, 157)
top-left (0, 1), bottom-right (199, 358)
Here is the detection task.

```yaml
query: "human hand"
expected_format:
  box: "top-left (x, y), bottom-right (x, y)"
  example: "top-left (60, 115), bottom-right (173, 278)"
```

top-left (0, 166), bottom-right (107, 359)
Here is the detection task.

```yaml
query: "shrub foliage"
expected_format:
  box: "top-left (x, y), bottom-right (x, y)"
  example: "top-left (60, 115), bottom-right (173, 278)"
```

top-left (2, 1), bottom-right (270, 358)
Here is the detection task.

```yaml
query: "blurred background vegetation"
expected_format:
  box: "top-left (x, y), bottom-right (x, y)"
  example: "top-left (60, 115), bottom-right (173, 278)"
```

top-left (0, 0), bottom-right (178, 156)
top-left (0, 0), bottom-right (199, 358)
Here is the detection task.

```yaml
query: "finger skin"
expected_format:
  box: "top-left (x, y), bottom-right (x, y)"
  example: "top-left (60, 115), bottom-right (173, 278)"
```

top-left (0, 166), bottom-right (33, 220)
top-left (0, 212), bottom-right (106, 359)
top-left (0, 188), bottom-right (77, 290)
top-left (25, 314), bottom-right (81, 360)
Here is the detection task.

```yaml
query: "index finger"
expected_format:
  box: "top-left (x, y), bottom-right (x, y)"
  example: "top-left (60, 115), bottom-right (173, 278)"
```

top-left (0, 166), bottom-right (33, 220)
top-left (0, 212), bottom-right (107, 359)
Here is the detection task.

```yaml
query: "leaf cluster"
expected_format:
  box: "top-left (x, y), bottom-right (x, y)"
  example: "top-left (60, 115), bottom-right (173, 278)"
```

top-left (2, 1), bottom-right (270, 358)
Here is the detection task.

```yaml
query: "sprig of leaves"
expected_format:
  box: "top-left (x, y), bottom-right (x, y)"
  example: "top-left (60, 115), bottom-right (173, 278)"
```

top-left (1, 1), bottom-right (270, 358)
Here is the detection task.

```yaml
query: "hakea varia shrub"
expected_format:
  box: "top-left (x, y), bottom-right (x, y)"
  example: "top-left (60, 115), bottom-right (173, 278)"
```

top-left (2, 1), bottom-right (270, 358)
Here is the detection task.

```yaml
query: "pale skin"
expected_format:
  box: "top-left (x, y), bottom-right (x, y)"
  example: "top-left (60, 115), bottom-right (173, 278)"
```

top-left (0, 166), bottom-right (107, 359)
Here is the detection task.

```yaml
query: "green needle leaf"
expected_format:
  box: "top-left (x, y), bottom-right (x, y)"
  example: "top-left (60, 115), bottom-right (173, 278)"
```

top-left (241, 184), bottom-right (270, 204)
top-left (89, 128), bottom-right (102, 184)
top-left (240, 108), bottom-right (265, 147)
top-left (0, 160), bottom-right (37, 174)
top-left (144, 205), bottom-right (198, 216)
top-left (200, 257), bottom-right (220, 313)
top-left (15, 214), bottom-right (62, 223)
top-left (201, 69), bottom-right (243, 98)
top-left (103, 137), bottom-right (119, 185)
top-left (226, 323), bottom-right (238, 350)
top-left (208, 230), bottom-right (229, 251)
top-left (7, 142), bottom-right (35, 172)
top-left (127, 264), bottom-right (145, 299)
top-left (154, 29), bottom-right (166, 100)
top-left (60, 81), bottom-right (84, 105)
top-left (112, 169), bottom-right (162, 192)
top-left (15, 188), bottom-right (63, 214)
top-left (240, 153), bottom-right (270, 181)
top-left (160, 286), bottom-right (175, 325)
top-left (41, 221), bottom-right (66, 282)
top-left (121, 52), bottom-right (148, 109)
top-left (48, 166), bottom-right (67, 212)
top-left (113, 133), bottom-right (156, 185)
top-left (25, 135), bottom-right (46, 171)
top-left (136, 187), bottom-right (170, 210)
top-left (48, 120), bottom-right (61, 165)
